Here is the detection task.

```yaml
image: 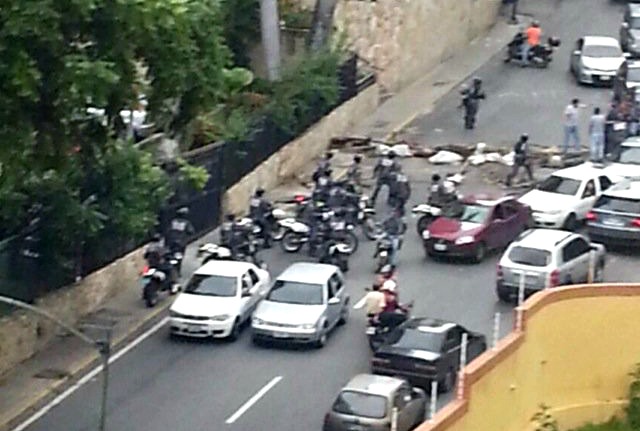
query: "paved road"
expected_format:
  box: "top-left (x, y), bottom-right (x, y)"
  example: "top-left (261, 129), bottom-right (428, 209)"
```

top-left (21, 1), bottom-right (640, 431)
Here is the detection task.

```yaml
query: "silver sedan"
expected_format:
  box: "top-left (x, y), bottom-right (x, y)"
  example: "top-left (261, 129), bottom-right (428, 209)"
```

top-left (570, 36), bottom-right (627, 85)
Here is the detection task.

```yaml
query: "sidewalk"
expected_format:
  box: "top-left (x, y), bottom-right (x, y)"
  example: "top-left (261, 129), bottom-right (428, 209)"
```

top-left (0, 18), bottom-right (519, 431)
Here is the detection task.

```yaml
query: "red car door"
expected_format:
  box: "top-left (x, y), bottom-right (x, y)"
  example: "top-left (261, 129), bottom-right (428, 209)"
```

top-left (483, 205), bottom-right (506, 250)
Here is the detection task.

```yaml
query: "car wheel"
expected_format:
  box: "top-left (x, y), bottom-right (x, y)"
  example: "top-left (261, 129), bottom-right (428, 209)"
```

top-left (228, 318), bottom-right (241, 342)
top-left (416, 215), bottom-right (434, 236)
top-left (473, 242), bottom-right (487, 263)
top-left (594, 263), bottom-right (605, 282)
top-left (315, 330), bottom-right (328, 349)
top-left (440, 368), bottom-right (457, 393)
top-left (496, 287), bottom-right (511, 303)
top-left (563, 213), bottom-right (578, 231)
top-left (281, 231), bottom-right (303, 253)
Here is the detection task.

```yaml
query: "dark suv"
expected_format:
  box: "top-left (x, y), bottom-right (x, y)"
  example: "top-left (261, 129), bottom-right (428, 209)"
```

top-left (621, 4), bottom-right (640, 56)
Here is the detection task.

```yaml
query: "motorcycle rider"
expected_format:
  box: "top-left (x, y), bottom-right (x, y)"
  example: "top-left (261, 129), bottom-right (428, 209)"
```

top-left (346, 155), bottom-right (363, 189)
top-left (378, 280), bottom-right (410, 330)
top-left (312, 151), bottom-right (333, 184)
top-left (428, 173), bottom-right (447, 207)
top-left (522, 21), bottom-right (541, 67)
top-left (220, 214), bottom-right (238, 250)
top-left (382, 207), bottom-right (404, 266)
top-left (363, 283), bottom-right (386, 319)
top-left (371, 151), bottom-right (400, 205)
top-left (249, 188), bottom-right (273, 248)
top-left (390, 171), bottom-right (411, 216)
top-left (144, 233), bottom-right (167, 269)
top-left (460, 77), bottom-right (485, 129)
top-left (167, 207), bottom-right (195, 255)
top-left (373, 264), bottom-right (397, 289)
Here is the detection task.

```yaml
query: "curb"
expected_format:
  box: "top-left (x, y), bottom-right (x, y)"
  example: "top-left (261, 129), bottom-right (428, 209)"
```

top-left (1, 300), bottom-right (171, 431)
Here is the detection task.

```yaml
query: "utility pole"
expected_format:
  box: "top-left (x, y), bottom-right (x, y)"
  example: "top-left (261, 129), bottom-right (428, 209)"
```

top-left (259, 0), bottom-right (282, 81)
top-left (0, 295), bottom-right (112, 431)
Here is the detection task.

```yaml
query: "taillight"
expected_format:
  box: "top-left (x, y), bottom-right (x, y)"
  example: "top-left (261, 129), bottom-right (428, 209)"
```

top-left (631, 218), bottom-right (640, 228)
top-left (586, 211), bottom-right (597, 222)
top-left (294, 195), bottom-right (305, 203)
top-left (497, 264), bottom-right (503, 279)
top-left (548, 269), bottom-right (560, 287)
top-left (140, 265), bottom-right (149, 275)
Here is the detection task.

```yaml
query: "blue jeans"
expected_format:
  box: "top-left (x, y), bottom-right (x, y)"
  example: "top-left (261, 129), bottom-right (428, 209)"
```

top-left (590, 133), bottom-right (604, 162)
top-left (521, 43), bottom-right (531, 64)
top-left (389, 236), bottom-right (401, 266)
top-left (563, 125), bottom-right (580, 153)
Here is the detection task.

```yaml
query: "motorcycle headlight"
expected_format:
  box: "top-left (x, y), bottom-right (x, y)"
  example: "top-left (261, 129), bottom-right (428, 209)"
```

top-left (252, 317), bottom-right (265, 326)
top-left (421, 230), bottom-right (431, 240)
top-left (455, 236), bottom-right (475, 245)
top-left (210, 314), bottom-right (231, 321)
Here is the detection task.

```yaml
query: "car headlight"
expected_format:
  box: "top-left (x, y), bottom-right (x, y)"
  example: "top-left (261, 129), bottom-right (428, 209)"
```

top-left (210, 314), bottom-right (231, 321)
top-left (581, 64), bottom-right (592, 73)
top-left (252, 317), bottom-right (265, 326)
top-left (300, 323), bottom-right (316, 330)
top-left (455, 236), bottom-right (474, 245)
top-left (422, 230), bottom-right (431, 240)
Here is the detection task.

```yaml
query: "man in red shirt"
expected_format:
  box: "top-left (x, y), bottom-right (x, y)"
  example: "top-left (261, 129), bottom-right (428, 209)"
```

top-left (522, 21), bottom-right (541, 66)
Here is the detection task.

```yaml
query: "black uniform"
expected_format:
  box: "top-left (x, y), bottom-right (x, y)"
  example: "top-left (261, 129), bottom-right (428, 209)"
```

top-left (167, 217), bottom-right (194, 254)
top-left (505, 136), bottom-right (534, 187)
top-left (371, 155), bottom-right (400, 204)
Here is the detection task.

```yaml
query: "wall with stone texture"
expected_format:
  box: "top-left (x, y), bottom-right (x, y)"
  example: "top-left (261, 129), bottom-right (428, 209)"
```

top-left (334, 0), bottom-right (501, 92)
top-left (223, 82), bottom-right (379, 215)
top-left (0, 248), bottom-right (145, 377)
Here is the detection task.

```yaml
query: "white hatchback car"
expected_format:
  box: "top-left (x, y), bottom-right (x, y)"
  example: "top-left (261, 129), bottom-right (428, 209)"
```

top-left (603, 137), bottom-right (640, 179)
top-left (169, 260), bottom-right (270, 340)
top-left (518, 164), bottom-right (618, 230)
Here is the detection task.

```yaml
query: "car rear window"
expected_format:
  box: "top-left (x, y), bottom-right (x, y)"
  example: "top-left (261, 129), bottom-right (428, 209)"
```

top-left (508, 246), bottom-right (551, 267)
top-left (332, 391), bottom-right (387, 419)
top-left (595, 195), bottom-right (640, 214)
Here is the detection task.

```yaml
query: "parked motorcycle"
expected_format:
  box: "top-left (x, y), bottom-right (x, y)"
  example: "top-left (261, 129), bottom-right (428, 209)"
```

top-left (504, 35), bottom-right (561, 68)
top-left (140, 263), bottom-right (180, 308)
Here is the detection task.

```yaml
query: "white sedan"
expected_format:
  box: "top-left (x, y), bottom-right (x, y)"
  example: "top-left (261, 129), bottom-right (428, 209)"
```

top-left (169, 260), bottom-right (270, 340)
top-left (570, 36), bottom-right (627, 85)
top-left (518, 164), bottom-right (618, 230)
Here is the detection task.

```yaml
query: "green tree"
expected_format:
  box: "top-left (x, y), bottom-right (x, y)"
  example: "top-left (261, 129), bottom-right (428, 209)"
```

top-left (0, 0), bottom-right (230, 282)
top-left (220, 0), bottom-right (261, 67)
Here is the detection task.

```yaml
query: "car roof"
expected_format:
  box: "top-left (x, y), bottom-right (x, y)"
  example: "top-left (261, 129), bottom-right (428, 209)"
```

top-left (342, 374), bottom-right (404, 396)
top-left (513, 229), bottom-right (574, 249)
top-left (406, 317), bottom-right (456, 334)
top-left (583, 36), bottom-right (620, 48)
top-left (276, 262), bottom-right (338, 283)
top-left (551, 163), bottom-right (604, 180)
top-left (621, 137), bottom-right (640, 148)
top-left (602, 180), bottom-right (640, 200)
top-left (194, 260), bottom-right (255, 277)
top-left (463, 194), bottom-right (513, 206)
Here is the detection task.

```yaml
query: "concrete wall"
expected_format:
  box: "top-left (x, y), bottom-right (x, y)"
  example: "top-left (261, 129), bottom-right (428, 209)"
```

top-left (223, 82), bottom-right (379, 215)
top-left (417, 284), bottom-right (640, 431)
top-left (334, 0), bottom-right (502, 92)
top-left (0, 248), bottom-right (145, 377)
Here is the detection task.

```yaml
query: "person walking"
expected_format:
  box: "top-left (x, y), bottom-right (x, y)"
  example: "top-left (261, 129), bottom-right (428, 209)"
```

top-left (563, 98), bottom-right (581, 154)
top-left (505, 133), bottom-right (534, 187)
top-left (588, 107), bottom-right (606, 163)
top-left (522, 21), bottom-right (541, 66)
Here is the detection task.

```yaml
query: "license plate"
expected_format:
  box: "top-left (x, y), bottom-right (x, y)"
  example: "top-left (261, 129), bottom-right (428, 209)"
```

top-left (434, 243), bottom-right (447, 251)
top-left (603, 217), bottom-right (624, 227)
top-left (272, 332), bottom-right (289, 338)
top-left (186, 324), bottom-right (202, 332)
top-left (600, 75), bottom-right (611, 81)
top-left (365, 327), bottom-right (376, 335)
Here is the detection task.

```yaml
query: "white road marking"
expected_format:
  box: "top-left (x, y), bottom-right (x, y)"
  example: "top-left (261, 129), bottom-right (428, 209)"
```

top-left (225, 376), bottom-right (283, 424)
top-left (12, 317), bottom-right (170, 431)
top-left (353, 295), bottom-right (367, 309)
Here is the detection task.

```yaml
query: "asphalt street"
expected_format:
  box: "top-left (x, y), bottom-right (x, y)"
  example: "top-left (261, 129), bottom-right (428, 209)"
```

top-left (20, 1), bottom-right (640, 431)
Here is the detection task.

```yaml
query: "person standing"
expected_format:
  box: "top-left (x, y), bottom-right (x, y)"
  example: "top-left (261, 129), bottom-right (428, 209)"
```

top-left (505, 134), bottom-right (534, 187)
top-left (371, 151), bottom-right (399, 205)
top-left (522, 21), bottom-right (541, 66)
top-left (563, 98), bottom-right (581, 154)
top-left (588, 107), bottom-right (606, 163)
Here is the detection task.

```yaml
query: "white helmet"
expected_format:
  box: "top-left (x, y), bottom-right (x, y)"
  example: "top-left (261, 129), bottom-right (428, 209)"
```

top-left (382, 280), bottom-right (397, 293)
top-left (443, 180), bottom-right (456, 194)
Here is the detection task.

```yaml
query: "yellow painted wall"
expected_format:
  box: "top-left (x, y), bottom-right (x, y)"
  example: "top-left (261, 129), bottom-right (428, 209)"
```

top-left (417, 285), bottom-right (640, 431)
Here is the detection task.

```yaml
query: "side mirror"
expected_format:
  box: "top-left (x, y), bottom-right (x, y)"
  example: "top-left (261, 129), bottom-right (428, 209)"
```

top-left (328, 297), bottom-right (341, 305)
top-left (624, 52), bottom-right (632, 59)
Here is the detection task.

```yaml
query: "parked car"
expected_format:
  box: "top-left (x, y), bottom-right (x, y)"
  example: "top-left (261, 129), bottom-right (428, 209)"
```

top-left (613, 60), bottom-right (640, 101)
top-left (169, 260), bottom-right (270, 340)
top-left (422, 196), bottom-right (532, 262)
top-left (620, 3), bottom-right (640, 56)
top-left (251, 262), bottom-right (349, 348)
top-left (587, 179), bottom-right (640, 245)
top-left (603, 137), bottom-right (640, 179)
top-left (496, 229), bottom-right (606, 302)
top-left (323, 374), bottom-right (427, 431)
top-left (570, 36), bottom-right (626, 85)
top-left (370, 317), bottom-right (487, 393)
top-left (518, 164), bottom-right (618, 230)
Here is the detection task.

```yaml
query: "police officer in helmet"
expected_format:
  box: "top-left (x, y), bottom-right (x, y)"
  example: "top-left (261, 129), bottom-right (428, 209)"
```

top-left (249, 188), bottom-right (273, 248)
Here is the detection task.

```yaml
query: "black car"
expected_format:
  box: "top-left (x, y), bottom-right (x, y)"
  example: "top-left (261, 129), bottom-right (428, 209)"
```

top-left (621, 4), bottom-right (640, 57)
top-left (370, 317), bottom-right (487, 393)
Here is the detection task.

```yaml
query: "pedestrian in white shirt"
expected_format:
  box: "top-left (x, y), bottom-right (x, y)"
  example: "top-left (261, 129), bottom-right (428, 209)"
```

top-left (588, 107), bottom-right (606, 162)
top-left (563, 98), bottom-right (581, 154)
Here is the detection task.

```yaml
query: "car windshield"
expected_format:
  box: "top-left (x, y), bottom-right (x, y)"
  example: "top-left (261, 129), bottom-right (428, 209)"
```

top-left (184, 274), bottom-right (237, 297)
top-left (617, 146), bottom-right (640, 164)
top-left (444, 204), bottom-right (490, 223)
top-left (508, 246), bottom-right (551, 267)
top-left (332, 390), bottom-right (387, 419)
top-left (537, 175), bottom-right (581, 195)
top-left (595, 195), bottom-right (640, 214)
top-left (387, 328), bottom-right (444, 352)
top-left (583, 44), bottom-right (621, 58)
top-left (266, 280), bottom-right (323, 305)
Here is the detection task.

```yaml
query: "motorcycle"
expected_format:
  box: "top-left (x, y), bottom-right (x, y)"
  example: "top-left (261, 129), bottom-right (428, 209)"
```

top-left (412, 203), bottom-right (442, 235)
top-left (354, 195), bottom-right (380, 240)
top-left (280, 219), bottom-right (313, 253)
top-left (330, 216), bottom-right (359, 254)
top-left (504, 35), bottom-right (561, 68)
top-left (366, 302), bottom-right (414, 351)
top-left (319, 240), bottom-right (351, 272)
top-left (198, 242), bottom-right (233, 263)
top-left (373, 233), bottom-right (393, 273)
top-left (140, 263), bottom-right (180, 308)
top-left (250, 208), bottom-right (288, 244)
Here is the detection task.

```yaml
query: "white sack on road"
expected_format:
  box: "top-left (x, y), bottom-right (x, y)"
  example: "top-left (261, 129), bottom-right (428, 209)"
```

top-left (428, 150), bottom-right (463, 164)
